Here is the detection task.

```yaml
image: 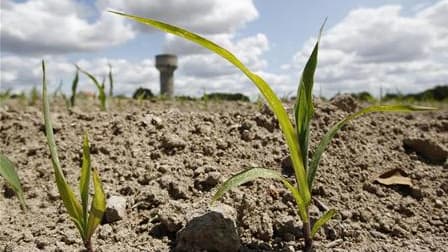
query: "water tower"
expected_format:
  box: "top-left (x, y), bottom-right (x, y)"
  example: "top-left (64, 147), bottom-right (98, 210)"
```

top-left (155, 54), bottom-right (177, 97)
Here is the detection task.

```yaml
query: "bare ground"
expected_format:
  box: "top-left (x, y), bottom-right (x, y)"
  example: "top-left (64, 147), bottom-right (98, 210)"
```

top-left (0, 97), bottom-right (447, 252)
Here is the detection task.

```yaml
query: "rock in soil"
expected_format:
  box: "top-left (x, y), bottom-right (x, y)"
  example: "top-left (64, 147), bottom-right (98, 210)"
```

top-left (175, 204), bottom-right (240, 252)
top-left (403, 138), bottom-right (448, 164)
top-left (103, 196), bottom-right (127, 224)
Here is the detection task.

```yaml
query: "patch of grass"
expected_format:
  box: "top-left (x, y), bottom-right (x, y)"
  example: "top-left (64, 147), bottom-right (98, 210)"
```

top-left (42, 61), bottom-right (106, 251)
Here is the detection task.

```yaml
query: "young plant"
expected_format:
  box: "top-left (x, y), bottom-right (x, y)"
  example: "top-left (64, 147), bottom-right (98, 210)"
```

top-left (29, 85), bottom-right (40, 106)
top-left (76, 65), bottom-right (107, 111)
top-left (108, 63), bottom-right (114, 97)
top-left (110, 11), bottom-right (436, 251)
top-left (0, 154), bottom-right (27, 210)
top-left (70, 68), bottom-right (79, 107)
top-left (42, 61), bottom-right (106, 251)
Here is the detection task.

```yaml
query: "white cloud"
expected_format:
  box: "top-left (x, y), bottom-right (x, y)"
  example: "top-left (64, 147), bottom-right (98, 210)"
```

top-left (288, 1), bottom-right (448, 97)
top-left (102, 0), bottom-right (258, 34)
top-left (0, 0), bottom-right (135, 56)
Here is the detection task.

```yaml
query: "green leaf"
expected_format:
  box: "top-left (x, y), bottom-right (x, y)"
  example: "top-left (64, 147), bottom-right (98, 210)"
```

top-left (110, 10), bottom-right (311, 205)
top-left (211, 168), bottom-right (308, 220)
top-left (70, 69), bottom-right (79, 107)
top-left (77, 66), bottom-right (107, 111)
top-left (79, 133), bottom-right (91, 230)
top-left (42, 60), bottom-right (83, 225)
top-left (294, 21), bottom-right (325, 171)
top-left (86, 167), bottom-right (106, 242)
top-left (308, 104), bottom-right (437, 188)
top-left (311, 209), bottom-right (336, 237)
top-left (108, 63), bottom-right (113, 97)
top-left (0, 154), bottom-right (26, 210)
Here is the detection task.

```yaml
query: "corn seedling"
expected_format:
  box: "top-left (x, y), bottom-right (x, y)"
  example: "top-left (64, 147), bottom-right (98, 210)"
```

top-left (76, 65), bottom-right (107, 111)
top-left (29, 85), bottom-right (40, 106)
top-left (70, 68), bottom-right (79, 107)
top-left (0, 154), bottom-right (27, 210)
top-left (53, 80), bottom-right (63, 98)
top-left (110, 11), bottom-right (436, 251)
top-left (108, 63), bottom-right (114, 97)
top-left (42, 61), bottom-right (106, 251)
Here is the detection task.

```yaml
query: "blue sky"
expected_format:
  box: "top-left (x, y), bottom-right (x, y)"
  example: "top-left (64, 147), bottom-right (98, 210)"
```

top-left (1, 0), bottom-right (447, 98)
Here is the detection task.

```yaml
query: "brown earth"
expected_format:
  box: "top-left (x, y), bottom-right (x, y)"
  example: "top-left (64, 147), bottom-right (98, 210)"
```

top-left (0, 96), bottom-right (447, 252)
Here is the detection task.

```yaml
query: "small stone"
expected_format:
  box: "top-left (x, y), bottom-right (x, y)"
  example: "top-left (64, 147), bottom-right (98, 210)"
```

top-left (435, 199), bottom-right (443, 208)
top-left (204, 172), bottom-right (221, 187)
top-left (441, 181), bottom-right (448, 193)
top-left (103, 196), bottom-right (127, 224)
top-left (47, 187), bottom-right (60, 201)
top-left (151, 116), bottom-right (163, 129)
top-left (340, 210), bottom-right (352, 220)
top-left (98, 224), bottom-right (113, 240)
top-left (3, 185), bottom-right (16, 199)
top-left (359, 210), bottom-right (371, 223)
top-left (362, 183), bottom-right (378, 194)
top-left (391, 225), bottom-right (407, 237)
top-left (241, 129), bottom-right (252, 141)
top-left (403, 138), bottom-right (448, 164)
top-left (370, 230), bottom-right (387, 239)
top-left (35, 239), bottom-right (48, 249)
top-left (281, 156), bottom-right (294, 177)
top-left (22, 230), bottom-right (33, 242)
top-left (410, 187), bottom-right (425, 200)
top-left (176, 204), bottom-right (240, 252)
top-left (168, 181), bottom-right (188, 200)
top-left (159, 213), bottom-right (183, 233)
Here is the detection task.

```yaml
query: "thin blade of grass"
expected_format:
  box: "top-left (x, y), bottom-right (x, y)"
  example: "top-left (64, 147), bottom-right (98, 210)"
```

top-left (70, 69), bottom-right (79, 107)
top-left (0, 154), bottom-right (26, 210)
top-left (86, 167), bottom-right (106, 241)
top-left (211, 168), bottom-right (308, 219)
top-left (42, 60), bottom-right (82, 222)
top-left (308, 104), bottom-right (437, 188)
top-left (311, 209), bottom-right (336, 237)
top-left (109, 10), bottom-right (311, 204)
top-left (79, 133), bottom-right (91, 229)
top-left (108, 63), bottom-right (113, 97)
top-left (294, 20), bottom-right (325, 171)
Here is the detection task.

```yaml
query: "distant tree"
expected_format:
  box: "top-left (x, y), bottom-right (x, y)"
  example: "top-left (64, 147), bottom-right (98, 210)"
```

top-left (132, 87), bottom-right (154, 99)
top-left (202, 92), bottom-right (250, 102)
top-left (351, 91), bottom-right (376, 103)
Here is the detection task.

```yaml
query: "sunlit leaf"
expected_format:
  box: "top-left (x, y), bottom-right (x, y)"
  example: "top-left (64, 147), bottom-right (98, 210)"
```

top-left (42, 60), bottom-right (82, 225)
top-left (294, 20), bottom-right (325, 172)
top-left (211, 168), bottom-right (308, 219)
top-left (0, 154), bottom-right (26, 210)
top-left (86, 167), bottom-right (106, 241)
top-left (311, 209), bottom-right (336, 237)
top-left (79, 133), bottom-right (91, 230)
top-left (70, 69), bottom-right (79, 107)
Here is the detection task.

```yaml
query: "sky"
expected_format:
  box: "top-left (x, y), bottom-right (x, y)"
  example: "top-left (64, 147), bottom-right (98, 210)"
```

top-left (1, 0), bottom-right (447, 99)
